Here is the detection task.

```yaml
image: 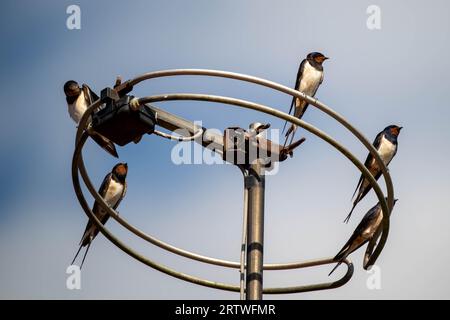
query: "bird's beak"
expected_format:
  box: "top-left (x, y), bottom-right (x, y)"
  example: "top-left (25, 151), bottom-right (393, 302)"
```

top-left (399, 126), bottom-right (403, 131)
top-left (323, 56), bottom-right (329, 60)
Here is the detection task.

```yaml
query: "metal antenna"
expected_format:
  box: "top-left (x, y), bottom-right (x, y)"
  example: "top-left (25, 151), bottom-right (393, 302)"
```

top-left (71, 69), bottom-right (396, 299)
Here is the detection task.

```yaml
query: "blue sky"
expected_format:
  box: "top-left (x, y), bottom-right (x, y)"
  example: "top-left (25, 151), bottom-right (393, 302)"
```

top-left (1, 0), bottom-right (450, 299)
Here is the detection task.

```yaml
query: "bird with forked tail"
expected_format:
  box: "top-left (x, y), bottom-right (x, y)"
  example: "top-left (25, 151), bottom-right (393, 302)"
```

top-left (64, 80), bottom-right (119, 158)
top-left (329, 198), bottom-right (397, 276)
top-left (283, 52), bottom-right (329, 147)
top-left (344, 125), bottom-right (402, 223)
top-left (71, 163), bottom-right (128, 269)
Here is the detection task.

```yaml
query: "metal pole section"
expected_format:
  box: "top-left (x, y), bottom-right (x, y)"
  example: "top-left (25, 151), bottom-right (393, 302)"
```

top-left (245, 163), bottom-right (265, 300)
top-left (239, 183), bottom-right (248, 300)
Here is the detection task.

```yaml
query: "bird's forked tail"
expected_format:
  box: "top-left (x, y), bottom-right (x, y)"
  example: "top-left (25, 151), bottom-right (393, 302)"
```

top-left (328, 241), bottom-right (351, 276)
top-left (71, 234), bottom-right (93, 270)
top-left (283, 124), bottom-right (297, 148)
top-left (328, 260), bottom-right (344, 276)
top-left (344, 201), bottom-right (358, 224)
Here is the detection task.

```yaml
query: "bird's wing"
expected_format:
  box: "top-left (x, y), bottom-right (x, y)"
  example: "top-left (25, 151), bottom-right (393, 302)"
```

top-left (91, 173), bottom-right (112, 214)
top-left (289, 59), bottom-right (306, 113)
top-left (90, 133), bottom-right (119, 158)
top-left (351, 131), bottom-right (384, 199)
top-left (82, 84), bottom-right (99, 104)
top-left (364, 131), bottom-right (383, 167)
top-left (282, 59), bottom-right (306, 134)
top-left (79, 173), bottom-right (112, 246)
top-left (82, 84), bottom-right (119, 158)
top-left (335, 204), bottom-right (380, 260)
top-left (353, 203), bottom-right (380, 235)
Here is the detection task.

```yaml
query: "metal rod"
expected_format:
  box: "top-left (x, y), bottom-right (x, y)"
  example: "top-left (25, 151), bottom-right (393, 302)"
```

top-left (150, 105), bottom-right (224, 156)
top-left (239, 173), bottom-right (248, 300)
top-left (245, 163), bottom-right (265, 300)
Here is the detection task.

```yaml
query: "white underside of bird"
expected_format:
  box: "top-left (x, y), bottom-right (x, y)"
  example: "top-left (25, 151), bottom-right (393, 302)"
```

top-left (103, 179), bottom-right (124, 208)
top-left (378, 135), bottom-right (396, 164)
top-left (68, 91), bottom-right (88, 124)
top-left (371, 134), bottom-right (397, 167)
top-left (294, 61), bottom-right (323, 115)
top-left (299, 61), bottom-right (323, 95)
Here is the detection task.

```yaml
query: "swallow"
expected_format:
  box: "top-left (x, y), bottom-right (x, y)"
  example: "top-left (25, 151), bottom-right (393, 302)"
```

top-left (329, 198), bottom-right (397, 276)
top-left (71, 163), bottom-right (128, 269)
top-left (63, 80), bottom-right (119, 158)
top-left (283, 52), bottom-right (329, 146)
top-left (344, 125), bottom-right (402, 223)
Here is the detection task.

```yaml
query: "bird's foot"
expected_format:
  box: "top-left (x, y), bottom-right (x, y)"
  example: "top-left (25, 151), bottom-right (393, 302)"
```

top-left (129, 98), bottom-right (141, 111)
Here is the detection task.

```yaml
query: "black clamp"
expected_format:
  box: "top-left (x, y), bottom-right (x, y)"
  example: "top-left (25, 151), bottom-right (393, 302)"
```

top-left (91, 87), bottom-right (156, 146)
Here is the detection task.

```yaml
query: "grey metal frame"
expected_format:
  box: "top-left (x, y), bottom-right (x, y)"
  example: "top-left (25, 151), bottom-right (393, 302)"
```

top-left (72, 69), bottom-right (395, 297)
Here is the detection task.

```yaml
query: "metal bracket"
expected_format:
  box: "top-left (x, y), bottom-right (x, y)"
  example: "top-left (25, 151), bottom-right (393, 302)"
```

top-left (91, 89), bottom-right (156, 146)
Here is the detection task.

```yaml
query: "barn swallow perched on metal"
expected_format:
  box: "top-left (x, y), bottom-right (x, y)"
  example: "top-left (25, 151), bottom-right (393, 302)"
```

top-left (329, 198), bottom-right (398, 276)
top-left (64, 80), bottom-right (119, 158)
top-left (283, 52), bottom-right (329, 146)
top-left (71, 163), bottom-right (128, 269)
top-left (344, 125), bottom-right (402, 223)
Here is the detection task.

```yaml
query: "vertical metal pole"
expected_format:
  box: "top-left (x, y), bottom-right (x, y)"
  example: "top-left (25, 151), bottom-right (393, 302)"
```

top-left (239, 182), bottom-right (248, 300)
top-left (245, 162), bottom-right (265, 300)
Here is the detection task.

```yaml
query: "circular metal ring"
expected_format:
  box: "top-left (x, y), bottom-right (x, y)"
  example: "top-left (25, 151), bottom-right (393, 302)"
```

top-left (72, 69), bottom-right (395, 293)
top-left (125, 69), bottom-right (395, 267)
top-left (73, 132), bottom-right (354, 293)
top-left (153, 126), bottom-right (204, 141)
top-left (77, 93), bottom-right (388, 271)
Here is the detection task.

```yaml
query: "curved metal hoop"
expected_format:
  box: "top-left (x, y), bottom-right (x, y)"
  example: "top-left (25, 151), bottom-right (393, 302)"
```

top-left (153, 127), bottom-right (204, 141)
top-left (72, 69), bottom-right (395, 294)
top-left (136, 93), bottom-right (392, 268)
top-left (126, 69), bottom-right (395, 267)
top-left (73, 133), bottom-right (354, 294)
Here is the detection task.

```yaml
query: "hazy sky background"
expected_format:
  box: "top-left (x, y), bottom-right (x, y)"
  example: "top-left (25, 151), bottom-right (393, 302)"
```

top-left (1, 0), bottom-right (449, 299)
